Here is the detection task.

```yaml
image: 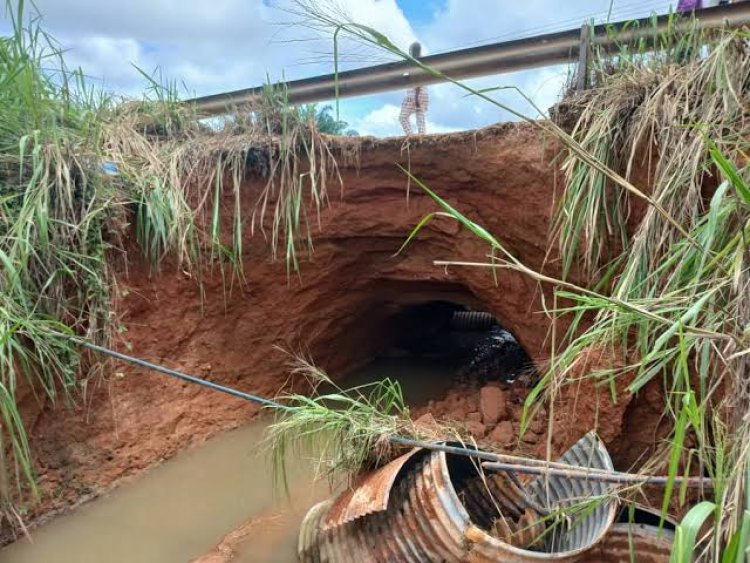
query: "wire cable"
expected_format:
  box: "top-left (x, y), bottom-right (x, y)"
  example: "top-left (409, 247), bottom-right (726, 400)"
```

top-left (77, 340), bottom-right (283, 409)
top-left (74, 338), bottom-right (712, 487)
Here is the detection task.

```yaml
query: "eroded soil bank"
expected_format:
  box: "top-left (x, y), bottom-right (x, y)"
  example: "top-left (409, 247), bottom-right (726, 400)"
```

top-left (4, 123), bottom-right (659, 546)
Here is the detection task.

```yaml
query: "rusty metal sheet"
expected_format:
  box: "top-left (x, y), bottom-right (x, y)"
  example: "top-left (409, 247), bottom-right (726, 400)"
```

top-left (580, 523), bottom-right (673, 562)
top-left (524, 431), bottom-right (618, 556)
top-left (300, 433), bottom-right (620, 562)
top-left (322, 447), bottom-right (425, 530)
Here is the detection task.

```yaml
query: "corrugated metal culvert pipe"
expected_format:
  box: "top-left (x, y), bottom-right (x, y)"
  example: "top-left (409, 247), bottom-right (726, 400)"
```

top-left (579, 505), bottom-right (675, 562)
top-left (298, 432), bottom-right (632, 562)
top-left (580, 522), bottom-right (674, 563)
top-left (449, 311), bottom-right (498, 331)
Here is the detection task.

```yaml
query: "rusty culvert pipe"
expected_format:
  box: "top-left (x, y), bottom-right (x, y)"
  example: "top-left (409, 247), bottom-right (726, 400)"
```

top-left (580, 523), bottom-right (674, 563)
top-left (579, 505), bottom-right (675, 562)
top-left (298, 433), bottom-right (619, 562)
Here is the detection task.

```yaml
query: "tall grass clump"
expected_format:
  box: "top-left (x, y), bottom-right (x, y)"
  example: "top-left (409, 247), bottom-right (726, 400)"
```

top-left (0, 0), bottom-right (116, 523)
top-left (558, 23), bottom-right (748, 280)
top-left (290, 2), bottom-right (749, 558)
top-left (101, 80), bottom-right (348, 277)
top-left (550, 27), bottom-right (750, 560)
top-left (264, 355), bottom-right (412, 492)
top-left (264, 354), bottom-right (468, 495)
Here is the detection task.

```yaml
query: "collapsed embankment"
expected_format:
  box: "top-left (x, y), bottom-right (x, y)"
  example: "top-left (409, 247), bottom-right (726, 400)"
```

top-left (8, 123), bottom-right (660, 540)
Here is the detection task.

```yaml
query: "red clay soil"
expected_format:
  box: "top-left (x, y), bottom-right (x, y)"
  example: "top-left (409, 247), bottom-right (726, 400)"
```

top-left (4, 123), bottom-right (654, 543)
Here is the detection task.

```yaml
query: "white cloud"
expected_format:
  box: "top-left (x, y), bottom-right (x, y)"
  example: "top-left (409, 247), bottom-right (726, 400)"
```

top-left (26, 0), bottom-right (417, 96)
top-left (348, 104), bottom-right (403, 137)
top-left (27, 0), bottom-right (269, 44)
top-left (349, 103), bottom-right (454, 137)
top-left (525, 66), bottom-right (570, 113)
top-left (422, 0), bottom-right (671, 53)
top-left (334, 0), bottom-right (416, 50)
top-left (64, 36), bottom-right (144, 91)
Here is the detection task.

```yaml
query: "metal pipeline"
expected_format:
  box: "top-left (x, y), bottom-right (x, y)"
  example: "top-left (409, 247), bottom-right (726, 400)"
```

top-left (298, 432), bottom-right (624, 562)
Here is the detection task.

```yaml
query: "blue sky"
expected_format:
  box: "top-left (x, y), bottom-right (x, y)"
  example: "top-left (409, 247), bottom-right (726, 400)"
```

top-left (397, 0), bottom-right (448, 26)
top-left (3, 0), bottom-right (679, 136)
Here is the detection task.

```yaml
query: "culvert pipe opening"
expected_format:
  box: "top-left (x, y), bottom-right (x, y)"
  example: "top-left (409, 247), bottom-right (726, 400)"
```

top-left (340, 300), bottom-right (536, 406)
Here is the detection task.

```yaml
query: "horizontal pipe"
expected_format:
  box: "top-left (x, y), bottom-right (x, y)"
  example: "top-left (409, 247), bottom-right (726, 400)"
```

top-left (450, 311), bottom-right (497, 330)
top-left (78, 338), bottom-right (714, 488)
top-left (482, 461), bottom-right (713, 488)
top-left (76, 340), bottom-right (283, 409)
top-left (186, 3), bottom-right (750, 115)
top-left (390, 438), bottom-right (714, 488)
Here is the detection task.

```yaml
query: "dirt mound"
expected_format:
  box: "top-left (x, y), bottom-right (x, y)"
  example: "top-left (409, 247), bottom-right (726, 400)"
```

top-left (412, 379), bottom-right (547, 453)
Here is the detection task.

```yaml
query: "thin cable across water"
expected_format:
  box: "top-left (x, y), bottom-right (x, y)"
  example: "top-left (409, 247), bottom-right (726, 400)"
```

top-left (75, 338), bottom-right (712, 488)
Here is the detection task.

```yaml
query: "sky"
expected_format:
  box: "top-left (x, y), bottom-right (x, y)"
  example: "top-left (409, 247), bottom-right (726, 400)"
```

top-left (2, 0), bottom-right (678, 136)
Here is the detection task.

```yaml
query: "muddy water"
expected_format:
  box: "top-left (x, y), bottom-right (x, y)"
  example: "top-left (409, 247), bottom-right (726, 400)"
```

top-left (1, 420), bottom-right (318, 563)
top-left (339, 355), bottom-right (460, 406)
top-left (2, 355), bottom-right (458, 563)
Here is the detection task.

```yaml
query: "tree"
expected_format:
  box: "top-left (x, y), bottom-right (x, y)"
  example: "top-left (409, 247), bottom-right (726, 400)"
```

top-left (309, 104), bottom-right (358, 136)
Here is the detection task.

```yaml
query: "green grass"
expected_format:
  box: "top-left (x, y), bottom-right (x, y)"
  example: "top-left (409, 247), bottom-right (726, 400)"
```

top-left (550, 30), bottom-right (750, 560)
top-left (0, 0), bottom-right (114, 520)
top-left (263, 355), bottom-right (411, 492)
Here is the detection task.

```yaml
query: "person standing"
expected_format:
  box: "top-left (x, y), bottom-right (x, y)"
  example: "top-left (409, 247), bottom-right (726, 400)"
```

top-left (399, 42), bottom-right (429, 135)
